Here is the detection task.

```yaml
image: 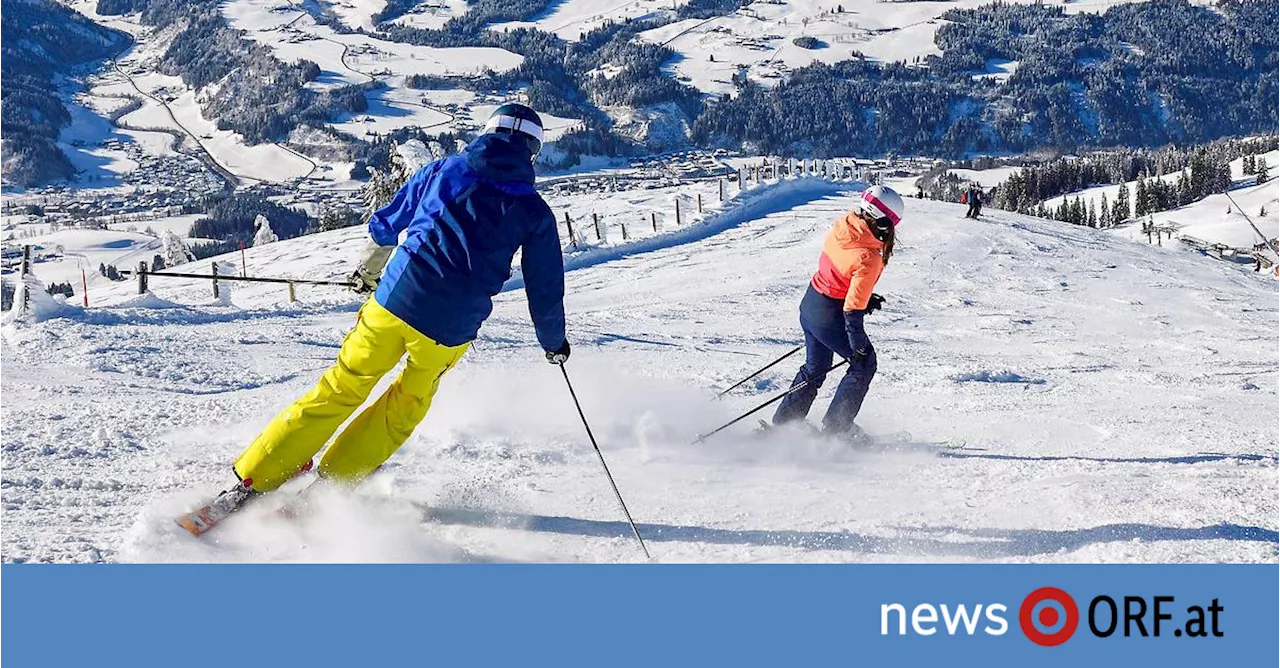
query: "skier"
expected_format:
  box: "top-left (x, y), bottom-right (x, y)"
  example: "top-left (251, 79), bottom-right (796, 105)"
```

top-left (964, 184), bottom-right (983, 218)
top-left (771, 185), bottom-right (904, 440)
top-left (221, 103), bottom-right (569, 504)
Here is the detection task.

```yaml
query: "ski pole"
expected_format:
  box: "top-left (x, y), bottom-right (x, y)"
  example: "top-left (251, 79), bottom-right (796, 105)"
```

top-left (558, 363), bottom-right (651, 560)
top-left (694, 358), bottom-right (849, 443)
top-left (714, 344), bottom-right (803, 399)
top-left (1218, 189), bottom-right (1280, 259)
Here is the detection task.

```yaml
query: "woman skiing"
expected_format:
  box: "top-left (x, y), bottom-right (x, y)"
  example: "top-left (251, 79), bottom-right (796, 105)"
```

top-left (771, 185), bottom-right (904, 439)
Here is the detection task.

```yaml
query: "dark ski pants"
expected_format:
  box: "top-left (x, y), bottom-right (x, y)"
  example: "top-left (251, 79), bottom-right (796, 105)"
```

top-left (773, 285), bottom-right (878, 433)
top-left (965, 203), bottom-right (980, 218)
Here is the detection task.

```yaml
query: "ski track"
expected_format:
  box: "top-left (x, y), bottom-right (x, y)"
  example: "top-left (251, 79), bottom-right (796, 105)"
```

top-left (2, 192), bottom-right (1276, 564)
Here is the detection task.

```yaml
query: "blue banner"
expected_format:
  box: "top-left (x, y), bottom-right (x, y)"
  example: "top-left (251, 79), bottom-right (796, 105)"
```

top-left (3, 565), bottom-right (1276, 666)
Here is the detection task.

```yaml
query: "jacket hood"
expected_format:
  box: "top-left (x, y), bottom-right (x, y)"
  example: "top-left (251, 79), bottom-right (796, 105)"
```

top-left (835, 211), bottom-right (885, 250)
top-left (463, 134), bottom-right (537, 186)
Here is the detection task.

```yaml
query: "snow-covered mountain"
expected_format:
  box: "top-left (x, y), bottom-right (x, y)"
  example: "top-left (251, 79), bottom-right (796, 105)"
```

top-left (3, 180), bottom-right (1275, 563)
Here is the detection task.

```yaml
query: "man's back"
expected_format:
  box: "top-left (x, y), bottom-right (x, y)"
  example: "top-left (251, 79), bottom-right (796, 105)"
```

top-left (370, 134), bottom-right (565, 350)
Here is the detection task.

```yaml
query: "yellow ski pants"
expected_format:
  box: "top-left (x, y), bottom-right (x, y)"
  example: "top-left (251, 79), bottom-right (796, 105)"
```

top-left (234, 298), bottom-right (468, 491)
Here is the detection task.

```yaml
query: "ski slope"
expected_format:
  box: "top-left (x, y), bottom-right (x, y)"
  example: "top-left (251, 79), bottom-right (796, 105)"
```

top-left (2, 184), bottom-right (1276, 563)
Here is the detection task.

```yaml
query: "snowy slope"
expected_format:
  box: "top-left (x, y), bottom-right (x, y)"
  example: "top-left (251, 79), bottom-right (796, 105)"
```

top-left (1050, 151), bottom-right (1280, 250)
top-left (2, 186), bottom-right (1276, 563)
top-left (633, 0), bottom-right (1202, 96)
top-left (5, 216), bottom-right (208, 289)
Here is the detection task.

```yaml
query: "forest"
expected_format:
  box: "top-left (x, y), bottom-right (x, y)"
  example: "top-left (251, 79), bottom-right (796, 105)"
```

top-left (1, 0), bottom-right (129, 186)
top-left (10, 0), bottom-right (1277, 187)
top-left (697, 0), bottom-right (1277, 157)
top-left (187, 193), bottom-right (311, 258)
top-left (987, 135), bottom-right (1278, 226)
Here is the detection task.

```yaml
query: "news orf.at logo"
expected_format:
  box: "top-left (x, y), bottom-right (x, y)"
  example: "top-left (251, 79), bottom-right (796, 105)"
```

top-left (879, 587), bottom-right (1224, 645)
top-left (1019, 587), bottom-right (1079, 646)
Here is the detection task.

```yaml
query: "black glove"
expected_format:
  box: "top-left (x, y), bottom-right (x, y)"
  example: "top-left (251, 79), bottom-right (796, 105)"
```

top-left (864, 293), bottom-right (885, 314)
top-left (350, 269), bottom-right (378, 295)
top-left (545, 340), bottom-right (570, 365)
top-left (844, 310), bottom-right (872, 355)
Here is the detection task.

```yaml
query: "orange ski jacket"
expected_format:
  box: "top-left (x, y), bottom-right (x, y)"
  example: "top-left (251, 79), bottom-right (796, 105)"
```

top-left (810, 211), bottom-right (885, 312)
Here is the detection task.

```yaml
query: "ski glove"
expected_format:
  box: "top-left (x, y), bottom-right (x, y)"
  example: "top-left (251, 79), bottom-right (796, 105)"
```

top-left (863, 293), bottom-right (885, 314)
top-left (350, 269), bottom-right (378, 295)
top-left (843, 310), bottom-right (872, 356)
top-left (351, 238), bottom-right (394, 295)
top-left (545, 340), bottom-right (571, 365)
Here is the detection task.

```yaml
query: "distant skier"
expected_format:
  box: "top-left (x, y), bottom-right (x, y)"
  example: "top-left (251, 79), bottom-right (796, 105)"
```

top-left (964, 184), bottom-right (983, 218)
top-left (771, 185), bottom-right (904, 440)
top-left (225, 103), bottom-right (569, 500)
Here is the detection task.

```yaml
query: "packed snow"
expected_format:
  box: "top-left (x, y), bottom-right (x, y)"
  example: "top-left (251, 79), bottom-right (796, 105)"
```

top-left (3, 177), bottom-right (1275, 564)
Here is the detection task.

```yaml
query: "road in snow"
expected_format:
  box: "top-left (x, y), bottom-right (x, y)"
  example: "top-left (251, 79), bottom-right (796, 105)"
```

top-left (2, 186), bottom-right (1275, 563)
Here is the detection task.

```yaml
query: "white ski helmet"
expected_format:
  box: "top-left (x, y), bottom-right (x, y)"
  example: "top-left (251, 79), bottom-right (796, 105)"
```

top-left (856, 185), bottom-right (905, 227)
top-left (483, 102), bottom-right (545, 156)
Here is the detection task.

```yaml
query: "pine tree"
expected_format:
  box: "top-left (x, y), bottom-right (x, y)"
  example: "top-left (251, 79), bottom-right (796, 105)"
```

top-left (252, 214), bottom-right (278, 247)
top-left (1087, 199), bottom-right (1097, 228)
top-left (1114, 183), bottom-right (1130, 224)
top-left (162, 230), bottom-right (195, 268)
top-left (1134, 175), bottom-right (1148, 217)
top-left (1258, 162), bottom-right (1270, 185)
top-left (1099, 193), bottom-right (1110, 228)
top-left (152, 254), bottom-right (164, 272)
top-left (1243, 155), bottom-right (1255, 175)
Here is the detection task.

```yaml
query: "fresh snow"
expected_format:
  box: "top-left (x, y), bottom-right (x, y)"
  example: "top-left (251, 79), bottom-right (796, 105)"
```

top-left (387, 0), bottom-right (469, 31)
top-left (634, 0), bottom-right (1203, 96)
top-left (493, 0), bottom-right (694, 41)
top-left (1046, 150), bottom-right (1280, 251)
top-left (3, 179), bottom-right (1275, 564)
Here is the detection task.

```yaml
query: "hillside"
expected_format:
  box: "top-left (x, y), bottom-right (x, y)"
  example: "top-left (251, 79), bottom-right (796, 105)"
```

top-left (0, 0), bottom-right (130, 186)
top-left (2, 182), bottom-right (1275, 563)
top-left (8, 0), bottom-right (1276, 191)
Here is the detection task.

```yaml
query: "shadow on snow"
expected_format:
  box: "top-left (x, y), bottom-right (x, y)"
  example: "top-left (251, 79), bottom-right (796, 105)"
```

top-left (937, 451), bottom-right (1277, 466)
top-left (417, 505), bottom-right (1278, 559)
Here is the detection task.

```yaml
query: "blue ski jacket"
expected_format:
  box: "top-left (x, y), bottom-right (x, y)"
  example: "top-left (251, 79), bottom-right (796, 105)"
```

top-left (370, 134), bottom-right (565, 351)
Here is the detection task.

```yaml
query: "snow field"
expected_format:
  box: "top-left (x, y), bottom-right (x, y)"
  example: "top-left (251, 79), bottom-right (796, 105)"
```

top-left (3, 183), bottom-right (1275, 564)
top-left (632, 0), bottom-right (1189, 96)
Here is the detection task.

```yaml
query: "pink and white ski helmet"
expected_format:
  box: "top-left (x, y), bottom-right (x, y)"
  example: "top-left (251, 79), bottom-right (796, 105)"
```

top-left (857, 185), bottom-right (905, 227)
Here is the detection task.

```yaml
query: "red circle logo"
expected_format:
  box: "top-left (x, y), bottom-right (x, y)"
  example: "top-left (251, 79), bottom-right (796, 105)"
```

top-left (1020, 587), bottom-right (1079, 646)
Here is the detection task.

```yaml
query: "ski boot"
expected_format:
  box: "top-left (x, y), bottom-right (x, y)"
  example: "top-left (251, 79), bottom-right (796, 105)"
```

top-left (175, 460), bottom-right (314, 536)
top-left (175, 477), bottom-right (258, 536)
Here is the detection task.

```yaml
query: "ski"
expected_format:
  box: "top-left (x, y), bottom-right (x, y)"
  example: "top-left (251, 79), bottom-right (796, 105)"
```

top-left (754, 420), bottom-right (964, 451)
top-left (175, 460), bottom-right (314, 537)
top-left (175, 478), bottom-right (257, 537)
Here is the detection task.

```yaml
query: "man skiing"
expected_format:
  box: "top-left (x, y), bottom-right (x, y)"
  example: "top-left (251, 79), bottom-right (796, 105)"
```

top-left (964, 184), bottom-right (983, 218)
top-left (771, 185), bottom-right (904, 440)
top-left (206, 103), bottom-right (569, 516)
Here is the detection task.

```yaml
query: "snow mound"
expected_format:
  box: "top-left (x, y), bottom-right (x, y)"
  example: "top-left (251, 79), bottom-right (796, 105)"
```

top-left (2, 274), bottom-right (80, 325)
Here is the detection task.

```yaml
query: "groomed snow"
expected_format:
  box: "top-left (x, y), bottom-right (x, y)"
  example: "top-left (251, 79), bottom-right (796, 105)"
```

top-left (3, 180), bottom-right (1275, 564)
